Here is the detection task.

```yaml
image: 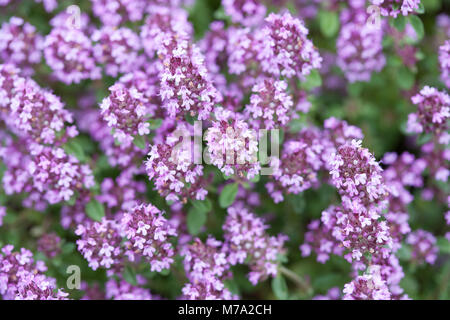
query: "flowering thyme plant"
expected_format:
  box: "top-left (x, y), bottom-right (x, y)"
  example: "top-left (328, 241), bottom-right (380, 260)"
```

top-left (0, 0), bottom-right (449, 301)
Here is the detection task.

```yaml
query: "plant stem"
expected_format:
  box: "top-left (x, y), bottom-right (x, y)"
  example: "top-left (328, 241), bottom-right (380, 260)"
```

top-left (279, 266), bottom-right (312, 295)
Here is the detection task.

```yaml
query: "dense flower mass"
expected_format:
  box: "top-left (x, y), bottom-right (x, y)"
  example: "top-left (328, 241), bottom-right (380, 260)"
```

top-left (337, 9), bottom-right (385, 82)
top-left (75, 218), bottom-right (123, 271)
top-left (223, 206), bottom-right (288, 285)
top-left (0, 245), bottom-right (67, 300)
top-left (100, 82), bottom-right (153, 144)
top-left (369, 0), bottom-right (421, 17)
top-left (439, 40), bottom-right (450, 88)
top-left (44, 27), bottom-right (101, 84)
top-left (257, 12), bottom-right (322, 78)
top-left (145, 122), bottom-right (208, 203)
top-left (121, 203), bottom-right (177, 272)
top-left (92, 26), bottom-right (142, 77)
top-left (205, 109), bottom-right (260, 179)
top-left (407, 86), bottom-right (449, 145)
top-left (181, 237), bottom-right (236, 300)
top-left (0, 17), bottom-right (43, 76)
top-left (0, 0), bottom-right (449, 302)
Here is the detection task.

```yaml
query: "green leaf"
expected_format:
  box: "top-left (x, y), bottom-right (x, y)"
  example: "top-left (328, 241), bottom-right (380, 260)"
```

top-left (219, 183), bottom-right (239, 208)
top-left (85, 199), bottom-right (105, 222)
top-left (123, 266), bottom-right (137, 286)
top-left (409, 15), bottom-right (424, 41)
top-left (187, 208), bottom-right (207, 235)
top-left (392, 15), bottom-right (407, 32)
top-left (133, 135), bottom-right (146, 150)
top-left (437, 237), bottom-right (450, 254)
top-left (397, 244), bottom-right (412, 261)
top-left (415, 2), bottom-right (425, 14)
top-left (300, 69), bottom-right (322, 91)
top-left (272, 274), bottom-right (288, 299)
top-left (63, 139), bottom-right (86, 162)
top-left (190, 198), bottom-right (212, 214)
top-left (397, 67), bottom-right (415, 90)
top-left (318, 10), bottom-right (339, 38)
top-left (61, 242), bottom-right (75, 255)
top-left (148, 118), bottom-right (163, 130)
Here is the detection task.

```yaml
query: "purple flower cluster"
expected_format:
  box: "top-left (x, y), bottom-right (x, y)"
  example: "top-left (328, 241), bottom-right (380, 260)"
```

top-left (267, 118), bottom-right (363, 203)
top-left (337, 8), bottom-right (385, 82)
top-left (246, 78), bottom-right (294, 129)
top-left (100, 82), bottom-right (153, 144)
top-left (158, 31), bottom-right (219, 120)
top-left (222, 0), bottom-right (266, 27)
top-left (37, 233), bottom-right (61, 258)
top-left (223, 206), bottom-right (288, 285)
top-left (75, 218), bottom-right (124, 271)
top-left (205, 109), bottom-right (260, 179)
top-left (370, 0), bottom-right (421, 17)
top-left (181, 237), bottom-right (236, 300)
top-left (92, 26), bottom-right (142, 77)
top-left (258, 12), bottom-right (322, 78)
top-left (44, 27), bottom-right (101, 84)
top-left (407, 86), bottom-right (450, 145)
top-left (145, 122), bottom-right (207, 203)
top-left (105, 278), bottom-right (156, 300)
top-left (0, 245), bottom-right (67, 300)
top-left (0, 17), bottom-right (43, 76)
top-left (121, 203), bottom-right (177, 272)
top-left (406, 229), bottom-right (438, 265)
top-left (439, 40), bottom-right (450, 88)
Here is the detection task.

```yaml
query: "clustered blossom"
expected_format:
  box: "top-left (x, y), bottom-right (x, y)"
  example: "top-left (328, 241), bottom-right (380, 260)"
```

top-left (0, 17), bottom-right (43, 76)
top-left (75, 218), bottom-right (124, 271)
top-left (0, 64), bottom-right (76, 145)
top-left (223, 206), bottom-right (288, 285)
top-left (407, 86), bottom-right (450, 145)
top-left (158, 31), bottom-right (220, 120)
top-left (140, 5), bottom-right (192, 59)
top-left (44, 27), bottom-right (101, 84)
top-left (15, 273), bottom-right (69, 300)
top-left (0, 140), bottom-right (94, 206)
top-left (0, 0), bottom-right (448, 301)
top-left (205, 109), bottom-right (260, 178)
top-left (370, 0), bottom-right (421, 17)
top-left (92, 26), bottom-right (142, 77)
top-left (100, 83), bottom-right (153, 144)
top-left (258, 12), bottom-right (322, 78)
top-left (300, 216), bottom-right (343, 263)
top-left (181, 237), bottom-right (236, 300)
top-left (406, 230), bottom-right (438, 265)
top-left (343, 266), bottom-right (391, 300)
top-left (222, 0), bottom-right (266, 27)
top-left (76, 108), bottom-right (148, 169)
top-left (121, 203), bottom-right (177, 272)
top-left (0, 245), bottom-right (67, 300)
top-left (105, 278), bottom-right (155, 300)
top-left (304, 139), bottom-right (402, 298)
top-left (439, 40), bottom-right (450, 88)
top-left (91, 0), bottom-right (146, 26)
top-left (382, 152), bottom-right (425, 212)
top-left (27, 145), bottom-right (94, 204)
top-left (246, 78), bottom-right (294, 129)
top-left (337, 9), bottom-right (385, 82)
top-left (0, 206), bottom-right (5, 226)
top-left (37, 233), bottom-right (61, 258)
top-left (96, 172), bottom-right (146, 216)
top-left (267, 118), bottom-right (363, 203)
top-left (145, 123), bottom-right (208, 202)
top-left (267, 126), bottom-right (324, 203)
